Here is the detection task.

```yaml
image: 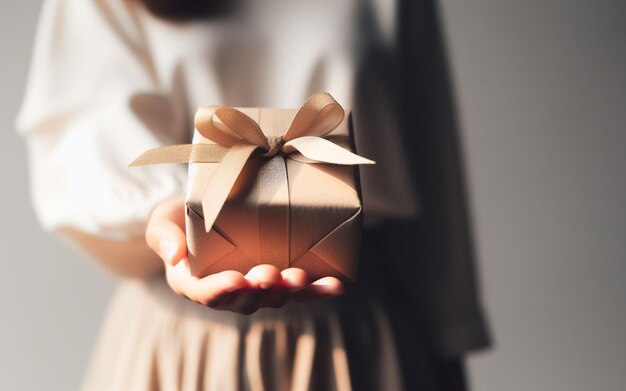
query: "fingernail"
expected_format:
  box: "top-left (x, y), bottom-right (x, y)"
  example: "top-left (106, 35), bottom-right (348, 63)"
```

top-left (259, 282), bottom-right (273, 290)
top-left (159, 240), bottom-right (178, 263)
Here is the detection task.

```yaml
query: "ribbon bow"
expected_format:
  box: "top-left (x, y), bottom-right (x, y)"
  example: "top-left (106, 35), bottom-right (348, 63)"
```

top-left (131, 92), bottom-right (374, 232)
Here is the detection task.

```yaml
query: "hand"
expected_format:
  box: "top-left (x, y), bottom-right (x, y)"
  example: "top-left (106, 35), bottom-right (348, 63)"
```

top-left (145, 195), bottom-right (345, 314)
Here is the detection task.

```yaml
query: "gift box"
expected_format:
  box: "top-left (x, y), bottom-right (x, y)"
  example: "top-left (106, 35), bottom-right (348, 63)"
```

top-left (131, 92), bottom-right (374, 281)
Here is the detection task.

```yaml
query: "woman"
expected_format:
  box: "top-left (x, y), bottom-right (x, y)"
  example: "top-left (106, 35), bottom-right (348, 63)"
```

top-left (17, 0), bottom-right (490, 389)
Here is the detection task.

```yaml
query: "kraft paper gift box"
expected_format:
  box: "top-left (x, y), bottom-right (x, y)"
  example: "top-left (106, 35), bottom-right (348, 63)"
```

top-left (131, 92), bottom-right (374, 281)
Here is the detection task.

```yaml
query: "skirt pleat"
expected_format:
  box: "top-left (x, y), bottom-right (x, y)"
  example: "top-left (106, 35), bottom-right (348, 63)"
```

top-left (80, 277), bottom-right (403, 391)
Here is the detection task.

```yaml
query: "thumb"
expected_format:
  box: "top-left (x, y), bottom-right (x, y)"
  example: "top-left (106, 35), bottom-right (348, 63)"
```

top-left (146, 196), bottom-right (188, 266)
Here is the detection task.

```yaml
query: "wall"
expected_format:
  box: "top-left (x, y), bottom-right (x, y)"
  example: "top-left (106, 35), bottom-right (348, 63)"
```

top-left (0, 3), bottom-right (114, 390)
top-left (1, 1), bottom-right (624, 390)
top-left (439, 1), bottom-right (626, 390)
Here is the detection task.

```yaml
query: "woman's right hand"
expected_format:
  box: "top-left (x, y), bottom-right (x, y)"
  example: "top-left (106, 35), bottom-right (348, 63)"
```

top-left (145, 196), bottom-right (345, 314)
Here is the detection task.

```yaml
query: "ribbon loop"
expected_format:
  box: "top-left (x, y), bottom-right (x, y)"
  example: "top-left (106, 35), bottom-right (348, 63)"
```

top-left (195, 106), bottom-right (270, 149)
top-left (283, 92), bottom-right (345, 141)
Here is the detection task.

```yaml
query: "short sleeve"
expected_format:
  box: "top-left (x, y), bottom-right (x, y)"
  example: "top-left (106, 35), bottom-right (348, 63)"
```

top-left (15, 0), bottom-right (188, 240)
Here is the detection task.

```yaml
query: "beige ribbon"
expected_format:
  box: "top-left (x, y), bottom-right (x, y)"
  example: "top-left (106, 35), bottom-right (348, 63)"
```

top-left (130, 92), bottom-right (375, 236)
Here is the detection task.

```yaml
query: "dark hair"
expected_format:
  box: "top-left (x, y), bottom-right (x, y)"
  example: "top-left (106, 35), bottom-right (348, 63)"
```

top-left (136, 0), bottom-right (237, 22)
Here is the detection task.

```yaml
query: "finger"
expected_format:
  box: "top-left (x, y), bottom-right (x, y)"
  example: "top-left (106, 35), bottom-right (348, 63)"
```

top-left (310, 277), bottom-right (345, 296)
top-left (212, 265), bottom-right (283, 313)
top-left (293, 277), bottom-right (345, 301)
top-left (244, 264), bottom-right (282, 290)
top-left (258, 268), bottom-right (309, 308)
top-left (151, 195), bottom-right (186, 228)
top-left (146, 197), bottom-right (187, 266)
top-left (166, 261), bottom-right (248, 306)
top-left (219, 287), bottom-right (270, 314)
top-left (279, 268), bottom-right (309, 292)
top-left (256, 269), bottom-right (314, 309)
top-left (230, 269), bottom-right (307, 311)
top-left (259, 289), bottom-right (291, 309)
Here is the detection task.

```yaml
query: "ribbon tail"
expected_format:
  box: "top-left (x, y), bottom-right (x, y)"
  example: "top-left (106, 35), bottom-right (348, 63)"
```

top-left (201, 144), bottom-right (259, 232)
top-left (129, 144), bottom-right (195, 166)
top-left (283, 136), bottom-right (375, 165)
top-left (129, 144), bottom-right (228, 166)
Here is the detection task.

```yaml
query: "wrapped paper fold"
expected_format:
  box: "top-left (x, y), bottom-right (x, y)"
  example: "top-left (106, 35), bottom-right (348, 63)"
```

top-left (131, 92), bottom-right (374, 280)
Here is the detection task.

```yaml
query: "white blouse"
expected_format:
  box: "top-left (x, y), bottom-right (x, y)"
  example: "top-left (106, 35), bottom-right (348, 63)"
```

top-left (16, 0), bottom-right (417, 240)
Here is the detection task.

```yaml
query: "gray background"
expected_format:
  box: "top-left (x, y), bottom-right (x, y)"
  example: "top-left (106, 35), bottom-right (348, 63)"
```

top-left (1, 1), bottom-right (624, 390)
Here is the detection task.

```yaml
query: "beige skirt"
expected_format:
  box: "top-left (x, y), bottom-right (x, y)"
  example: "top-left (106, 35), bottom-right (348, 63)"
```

top-left (81, 275), bottom-right (404, 391)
